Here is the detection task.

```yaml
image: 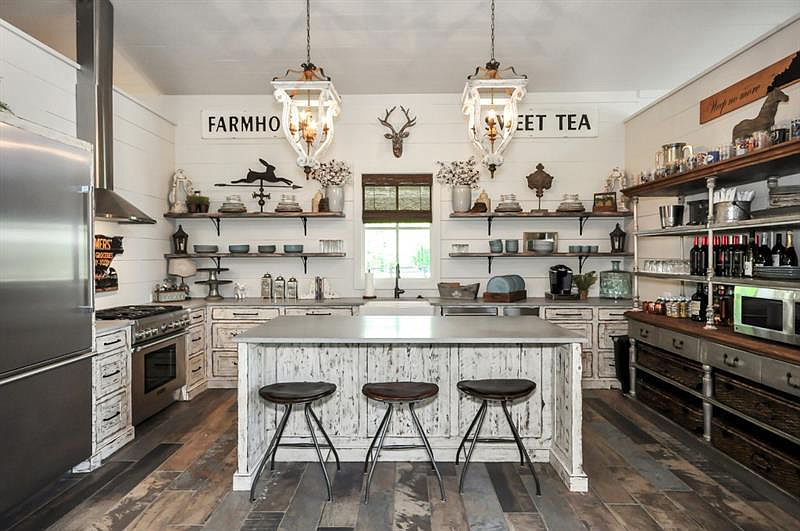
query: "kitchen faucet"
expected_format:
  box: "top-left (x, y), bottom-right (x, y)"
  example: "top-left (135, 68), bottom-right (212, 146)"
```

top-left (394, 263), bottom-right (405, 299)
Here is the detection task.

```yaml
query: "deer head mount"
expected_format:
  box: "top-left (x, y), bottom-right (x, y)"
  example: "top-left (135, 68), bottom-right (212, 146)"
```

top-left (378, 106), bottom-right (416, 158)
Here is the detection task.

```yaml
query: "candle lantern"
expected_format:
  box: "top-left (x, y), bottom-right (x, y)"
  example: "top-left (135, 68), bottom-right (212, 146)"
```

top-left (609, 223), bottom-right (627, 253)
top-left (171, 225), bottom-right (189, 254)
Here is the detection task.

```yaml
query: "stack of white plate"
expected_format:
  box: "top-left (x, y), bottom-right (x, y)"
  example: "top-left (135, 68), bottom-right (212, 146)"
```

top-left (556, 200), bottom-right (585, 212)
top-left (495, 193), bottom-right (523, 212)
top-left (275, 193), bottom-right (302, 212)
top-left (218, 201), bottom-right (246, 213)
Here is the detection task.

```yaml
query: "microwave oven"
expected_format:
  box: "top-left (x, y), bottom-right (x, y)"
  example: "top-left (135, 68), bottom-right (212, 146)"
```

top-left (733, 286), bottom-right (800, 346)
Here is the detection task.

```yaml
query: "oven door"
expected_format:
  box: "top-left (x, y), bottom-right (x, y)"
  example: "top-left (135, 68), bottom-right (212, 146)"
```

top-left (734, 286), bottom-right (799, 346)
top-left (132, 331), bottom-right (187, 425)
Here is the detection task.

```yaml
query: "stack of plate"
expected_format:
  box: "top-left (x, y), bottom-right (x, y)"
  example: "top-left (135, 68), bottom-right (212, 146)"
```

top-left (754, 266), bottom-right (800, 280)
top-left (557, 199), bottom-right (585, 212)
top-left (495, 193), bottom-right (523, 213)
top-left (275, 193), bottom-right (302, 212)
top-left (218, 201), bottom-right (246, 213)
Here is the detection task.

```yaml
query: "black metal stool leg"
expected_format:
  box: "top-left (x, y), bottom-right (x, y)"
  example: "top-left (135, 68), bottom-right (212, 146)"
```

top-left (501, 400), bottom-right (541, 495)
top-left (250, 403), bottom-right (292, 502)
top-left (364, 403), bottom-right (393, 504)
top-left (307, 405), bottom-right (341, 471)
top-left (409, 402), bottom-right (446, 501)
top-left (364, 404), bottom-right (392, 473)
top-left (270, 403), bottom-right (292, 471)
top-left (455, 400), bottom-right (484, 465)
top-left (458, 400), bottom-right (488, 494)
top-left (304, 403), bottom-right (334, 502)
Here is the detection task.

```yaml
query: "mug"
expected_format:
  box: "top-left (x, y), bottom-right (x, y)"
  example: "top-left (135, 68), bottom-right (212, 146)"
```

top-left (489, 239), bottom-right (503, 253)
top-left (504, 239), bottom-right (519, 253)
top-left (705, 150), bottom-right (720, 164)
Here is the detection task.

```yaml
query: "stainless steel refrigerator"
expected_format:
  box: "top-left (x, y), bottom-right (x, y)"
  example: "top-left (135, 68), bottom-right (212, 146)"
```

top-left (0, 115), bottom-right (94, 518)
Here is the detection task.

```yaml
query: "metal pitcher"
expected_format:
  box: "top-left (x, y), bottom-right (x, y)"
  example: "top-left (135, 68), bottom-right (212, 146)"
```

top-left (655, 142), bottom-right (694, 168)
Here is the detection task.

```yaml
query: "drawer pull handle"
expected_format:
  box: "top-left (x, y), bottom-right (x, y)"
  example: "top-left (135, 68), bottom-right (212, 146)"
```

top-left (103, 338), bottom-right (123, 347)
top-left (722, 354), bottom-right (740, 368)
top-left (192, 337), bottom-right (203, 342)
top-left (102, 369), bottom-right (121, 379)
top-left (672, 338), bottom-right (684, 350)
top-left (191, 366), bottom-right (203, 373)
top-left (233, 312), bottom-right (258, 317)
top-left (751, 453), bottom-right (772, 473)
top-left (306, 312), bottom-right (332, 316)
top-left (557, 312), bottom-right (584, 316)
top-left (233, 361), bottom-right (238, 366)
top-left (787, 372), bottom-right (800, 389)
top-left (639, 329), bottom-right (649, 338)
top-left (102, 411), bottom-right (121, 422)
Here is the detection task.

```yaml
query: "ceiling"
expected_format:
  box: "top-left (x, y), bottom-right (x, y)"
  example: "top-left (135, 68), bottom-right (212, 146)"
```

top-left (1, 0), bottom-right (798, 95)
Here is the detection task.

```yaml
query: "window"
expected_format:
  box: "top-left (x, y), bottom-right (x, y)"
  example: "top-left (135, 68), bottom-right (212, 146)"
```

top-left (362, 174), bottom-right (432, 279)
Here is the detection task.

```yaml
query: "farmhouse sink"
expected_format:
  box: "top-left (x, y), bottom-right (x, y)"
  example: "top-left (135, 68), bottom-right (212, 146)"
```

top-left (360, 299), bottom-right (436, 316)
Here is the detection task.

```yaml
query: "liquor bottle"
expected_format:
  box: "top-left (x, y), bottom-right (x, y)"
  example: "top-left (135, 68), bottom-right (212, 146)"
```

top-left (743, 233), bottom-right (757, 277)
top-left (689, 283), bottom-right (707, 322)
top-left (782, 231), bottom-right (798, 266)
top-left (772, 232), bottom-right (786, 266)
top-left (690, 236), bottom-right (700, 275)
top-left (759, 232), bottom-right (773, 266)
top-left (713, 236), bottom-right (722, 277)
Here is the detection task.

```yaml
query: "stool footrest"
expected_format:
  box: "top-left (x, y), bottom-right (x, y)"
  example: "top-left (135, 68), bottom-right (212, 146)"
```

top-left (472, 437), bottom-right (518, 444)
top-left (373, 443), bottom-right (428, 451)
top-left (276, 442), bottom-right (336, 450)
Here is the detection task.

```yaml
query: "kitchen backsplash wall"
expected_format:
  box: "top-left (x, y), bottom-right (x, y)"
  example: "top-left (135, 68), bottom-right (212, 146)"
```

top-left (159, 91), bottom-right (658, 299)
top-left (624, 17), bottom-right (800, 300)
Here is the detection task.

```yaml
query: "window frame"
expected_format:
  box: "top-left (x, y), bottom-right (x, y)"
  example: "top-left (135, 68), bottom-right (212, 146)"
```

top-left (364, 221), bottom-right (432, 280)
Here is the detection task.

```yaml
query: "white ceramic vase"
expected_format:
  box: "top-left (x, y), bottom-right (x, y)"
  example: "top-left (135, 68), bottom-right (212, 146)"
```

top-left (326, 185), bottom-right (344, 212)
top-left (451, 185), bottom-right (472, 213)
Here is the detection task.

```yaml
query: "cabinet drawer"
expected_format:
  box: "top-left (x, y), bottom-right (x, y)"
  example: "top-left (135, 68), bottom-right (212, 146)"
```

top-left (284, 307), bottom-right (354, 316)
top-left (598, 308), bottom-right (629, 321)
top-left (598, 350), bottom-right (616, 378)
top-left (714, 373), bottom-right (800, 440)
top-left (96, 330), bottom-right (127, 354)
top-left (704, 342), bottom-right (761, 382)
top-left (656, 330), bottom-right (700, 361)
top-left (761, 358), bottom-right (800, 400)
top-left (212, 351), bottom-right (238, 377)
top-left (598, 322), bottom-right (628, 350)
top-left (211, 307), bottom-right (279, 320)
top-left (189, 308), bottom-right (205, 325)
top-left (212, 322), bottom-right (261, 350)
top-left (188, 325), bottom-right (205, 355)
top-left (637, 343), bottom-right (703, 392)
top-left (582, 351), bottom-right (593, 379)
top-left (94, 349), bottom-right (127, 399)
top-left (95, 391), bottom-right (128, 445)
top-left (187, 353), bottom-right (206, 387)
top-left (544, 307), bottom-right (593, 321)
top-left (629, 320), bottom-right (658, 345)
top-left (557, 322), bottom-right (593, 349)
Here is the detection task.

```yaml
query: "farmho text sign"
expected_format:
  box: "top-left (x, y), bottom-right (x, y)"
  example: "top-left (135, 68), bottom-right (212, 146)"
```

top-left (202, 110), bottom-right (283, 139)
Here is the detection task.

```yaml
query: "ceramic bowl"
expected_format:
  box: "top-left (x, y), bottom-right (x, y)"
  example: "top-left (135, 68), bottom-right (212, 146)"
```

top-left (568, 245), bottom-right (580, 253)
top-left (488, 239), bottom-right (503, 253)
top-left (228, 244), bottom-right (250, 254)
top-left (532, 240), bottom-right (555, 253)
top-left (589, 245), bottom-right (599, 253)
top-left (193, 244), bottom-right (218, 253)
top-left (284, 244), bottom-right (304, 253)
top-left (258, 245), bottom-right (276, 254)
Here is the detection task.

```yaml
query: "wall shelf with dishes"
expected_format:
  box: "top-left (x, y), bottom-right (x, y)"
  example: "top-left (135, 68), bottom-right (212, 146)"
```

top-left (448, 251), bottom-right (633, 274)
top-left (163, 211), bottom-right (345, 236)
top-left (165, 251), bottom-right (346, 274)
top-left (449, 211), bottom-right (632, 236)
top-left (636, 211), bottom-right (800, 237)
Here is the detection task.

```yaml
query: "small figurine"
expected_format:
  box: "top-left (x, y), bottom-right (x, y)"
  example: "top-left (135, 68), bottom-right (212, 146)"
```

top-left (312, 190), bottom-right (322, 212)
top-left (233, 282), bottom-right (247, 300)
top-left (476, 189), bottom-right (491, 211)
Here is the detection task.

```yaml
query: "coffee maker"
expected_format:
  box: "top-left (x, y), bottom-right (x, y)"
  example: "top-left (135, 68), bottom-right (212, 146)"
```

top-left (549, 265), bottom-right (573, 296)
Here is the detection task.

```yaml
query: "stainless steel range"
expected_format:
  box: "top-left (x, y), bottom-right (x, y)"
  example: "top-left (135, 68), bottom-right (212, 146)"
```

top-left (96, 305), bottom-right (190, 424)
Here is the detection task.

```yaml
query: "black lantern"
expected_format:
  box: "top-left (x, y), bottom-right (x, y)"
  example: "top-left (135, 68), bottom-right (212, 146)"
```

top-left (610, 223), bottom-right (626, 253)
top-left (172, 225), bottom-right (189, 254)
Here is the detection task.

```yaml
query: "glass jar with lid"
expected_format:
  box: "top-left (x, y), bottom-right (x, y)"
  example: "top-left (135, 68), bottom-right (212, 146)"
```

top-left (261, 273), bottom-right (273, 299)
top-left (286, 277), bottom-right (298, 299)
top-left (274, 275), bottom-right (286, 300)
top-left (598, 260), bottom-right (632, 299)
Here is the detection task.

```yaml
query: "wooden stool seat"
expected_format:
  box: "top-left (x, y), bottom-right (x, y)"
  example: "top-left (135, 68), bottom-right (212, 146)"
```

top-left (457, 378), bottom-right (536, 400)
top-left (362, 381), bottom-right (439, 402)
top-left (258, 381), bottom-right (336, 404)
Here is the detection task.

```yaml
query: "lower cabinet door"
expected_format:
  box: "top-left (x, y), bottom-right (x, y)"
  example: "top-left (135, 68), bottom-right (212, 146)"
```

top-left (95, 390), bottom-right (129, 446)
top-left (188, 353), bottom-right (206, 387)
top-left (212, 351), bottom-right (238, 377)
top-left (597, 350), bottom-right (616, 378)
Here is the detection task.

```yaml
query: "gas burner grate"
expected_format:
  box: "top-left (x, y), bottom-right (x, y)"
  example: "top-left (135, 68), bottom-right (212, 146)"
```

top-left (96, 305), bottom-right (183, 320)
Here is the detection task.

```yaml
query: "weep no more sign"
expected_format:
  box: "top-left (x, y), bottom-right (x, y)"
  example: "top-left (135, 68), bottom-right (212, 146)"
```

top-left (202, 110), bottom-right (283, 139)
top-left (515, 105), bottom-right (599, 138)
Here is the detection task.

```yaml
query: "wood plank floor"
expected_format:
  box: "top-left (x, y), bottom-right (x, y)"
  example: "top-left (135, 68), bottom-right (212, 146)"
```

top-left (3, 389), bottom-right (799, 530)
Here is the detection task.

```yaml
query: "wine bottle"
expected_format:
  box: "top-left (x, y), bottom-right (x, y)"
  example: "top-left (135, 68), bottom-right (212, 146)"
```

top-left (783, 231), bottom-right (798, 266)
top-left (743, 233), bottom-right (757, 277)
top-left (759, 232), bottom-right (773, 266)
top-left (772, 232), bottom-right (786, 266)
top-left (730, 235), bottom-right (742, 277)
top-left (689, 283), bottom-right (707, 322)
top-left (690, 236), bottom-right (700, 275)
top-left (700, 236), bottom-right (709, 276)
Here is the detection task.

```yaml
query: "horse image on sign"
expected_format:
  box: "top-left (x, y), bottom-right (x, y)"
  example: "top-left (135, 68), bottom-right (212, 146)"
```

top-left (731, 88), bottom-right (789, 142)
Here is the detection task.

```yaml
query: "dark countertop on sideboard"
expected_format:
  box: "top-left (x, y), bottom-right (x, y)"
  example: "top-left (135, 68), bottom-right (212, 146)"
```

top-left (625, 311), bottom-right (800, 365)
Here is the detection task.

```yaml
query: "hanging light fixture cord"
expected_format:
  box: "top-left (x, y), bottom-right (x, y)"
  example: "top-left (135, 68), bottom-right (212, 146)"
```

top-left (489, 0), bottom-right (495, 62)
top-left (306, 0), bottom-right (312, 65)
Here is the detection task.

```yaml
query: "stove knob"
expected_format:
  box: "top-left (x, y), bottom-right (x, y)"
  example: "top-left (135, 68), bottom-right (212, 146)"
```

top-left (148, 328), bottom-right (157, 337)
top-left (160, 323), bottom-right (168, 332)
top-left (134, 330), bottom-right (144, 341)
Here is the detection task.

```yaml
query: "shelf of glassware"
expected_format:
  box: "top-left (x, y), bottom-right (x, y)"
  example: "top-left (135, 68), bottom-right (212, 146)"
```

top-left (635, 271), bottom-right (800, 290)
top-left (636, 213), bottom-right (800, 238)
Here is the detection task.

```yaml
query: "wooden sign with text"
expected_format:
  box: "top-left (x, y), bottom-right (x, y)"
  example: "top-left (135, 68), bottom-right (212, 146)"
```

top-left (700, 51), bottom-right (800, 124)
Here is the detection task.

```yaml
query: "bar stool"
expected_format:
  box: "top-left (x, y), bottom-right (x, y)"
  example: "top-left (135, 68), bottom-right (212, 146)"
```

top-left (249, 381), bottom-right (341, 502)
top-left (455, 378), bottom-right (542, 495)
top-left (362, 381), bottom-right (446, 503)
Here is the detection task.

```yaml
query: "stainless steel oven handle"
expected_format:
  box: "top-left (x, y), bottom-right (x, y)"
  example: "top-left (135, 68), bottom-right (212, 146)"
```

top-left (133, 331), bottom-right (187, 352)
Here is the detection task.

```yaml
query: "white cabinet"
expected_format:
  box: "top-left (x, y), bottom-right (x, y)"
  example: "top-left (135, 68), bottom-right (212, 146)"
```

top-left (182, 308), bottom-right (208, 400)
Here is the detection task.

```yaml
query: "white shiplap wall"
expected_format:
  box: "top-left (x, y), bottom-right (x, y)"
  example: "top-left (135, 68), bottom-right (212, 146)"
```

top-left (162, 91), bottom-right (656, 299)
top-left (0, 20), bottom-right (176, 309)
top-left (624, 18), bottom-right (800, 300)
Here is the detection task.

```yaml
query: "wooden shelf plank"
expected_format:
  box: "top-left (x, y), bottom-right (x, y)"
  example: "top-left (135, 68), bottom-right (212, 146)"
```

top-left (165, 252), bottom-right (346, 259)
top-left (448, 211), bottom-right (632, 219)
top-left (163, 211), bottom-right (344, 219)
top-left (449, 252), bottom-right (633, 258)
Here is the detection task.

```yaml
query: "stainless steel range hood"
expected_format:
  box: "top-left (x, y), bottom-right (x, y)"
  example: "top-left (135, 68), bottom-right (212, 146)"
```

top-left (76, 0), bottom-right (156, 224)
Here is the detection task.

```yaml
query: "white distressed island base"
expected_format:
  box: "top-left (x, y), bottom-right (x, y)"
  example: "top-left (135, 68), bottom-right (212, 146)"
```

top-left (234, 315), bottom-right (588, 492)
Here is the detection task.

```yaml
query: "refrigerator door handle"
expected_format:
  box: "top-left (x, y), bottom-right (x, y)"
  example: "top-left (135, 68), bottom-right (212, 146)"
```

top-left (81, 184), bottom-right (95, 313)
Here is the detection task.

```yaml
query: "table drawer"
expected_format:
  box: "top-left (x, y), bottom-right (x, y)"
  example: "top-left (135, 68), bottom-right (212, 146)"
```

top-left (212, 351), bottom-right (238, 378)
top-left (94, 349), bottom-right (127, 399)
top-left (187, 353), bottom-right (206, 387)
top-left (598, 308), bottom-right (629, 321)
top-left (598, 321), bottom-right (628, 350)
top-left (598, 350), bottom-right (616, 379)
top-left (189, 308), bottom-right (205, 325)
top-left (188, 325), bottom-right (205, 355)
top-left (544, 307), bottom-right (593, 321)
top-left (557, 322), bottom-right (593, 349)
top-left (212, 322), bottom-right (261, 349)
top-left (629, 320), bottom-right (658, 345)
top-left (637, 343), bottom-right (703, 392)
top-left (96, 330), bottom-right (127, 354)
top-left (211, 307), bottom-right (279, 320)
top-left (714, 372), bottom-right (800, 440)
top-left (761, 358), bottom-right (800, 400)
top-left (284, 307), bottom-right (354, 316)
top-left (95, 390), bottom-right (128, 445)
top-left (656, 330), bottom-right (700, 361)
top-left (704, 342), bottom-right (761, 382)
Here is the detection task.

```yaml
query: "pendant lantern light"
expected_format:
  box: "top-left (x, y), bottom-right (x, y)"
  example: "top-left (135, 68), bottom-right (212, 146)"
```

top-left (272, 0), bottom-right (341, 178)
top-left (461, 0), bottom-right (527, 178)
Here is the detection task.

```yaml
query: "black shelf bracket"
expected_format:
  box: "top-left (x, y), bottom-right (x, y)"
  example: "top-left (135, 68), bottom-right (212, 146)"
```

top-left (487, 216), bottom-right (493, 236)
top-left (301, 216), bottom-right (308, 236)
top-left (487, 256), bottom-right (494, 274)
top-left (578, 255), bottom-right (589, 274)
top-left (578, 215), bottom-right (590, 235)
top-left (210, 217), bottom-right (221, 236)
top-left (301, 256), bottom-right (309, 274)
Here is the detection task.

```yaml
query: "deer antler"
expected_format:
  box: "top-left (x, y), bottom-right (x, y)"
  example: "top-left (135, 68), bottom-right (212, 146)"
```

top-left (378, 106), bottom-right (398, 133)
top-left (397, 106), bottom-right (417, 135)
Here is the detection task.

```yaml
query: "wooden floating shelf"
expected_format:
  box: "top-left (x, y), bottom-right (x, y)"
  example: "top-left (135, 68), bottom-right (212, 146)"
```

top-left (635, 271), bottom-right (800, 289)
top-left (622, 138), bottom-right (800, 198)
top-left (163, 211), bottom-right (345, 236)
top-left (448, 210), bottom-right (631, 236)
top-left (165, 252), bottom-right (346, 274)
top-left (448, 251), bottom-right (633, 274)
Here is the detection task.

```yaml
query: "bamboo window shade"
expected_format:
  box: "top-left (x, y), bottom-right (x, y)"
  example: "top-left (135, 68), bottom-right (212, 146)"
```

top-left (362, 174), bottom-right (432, 223)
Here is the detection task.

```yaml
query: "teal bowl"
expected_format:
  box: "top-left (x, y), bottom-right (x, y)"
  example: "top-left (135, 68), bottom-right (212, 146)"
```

top-left (283, 244), bottom-right (304, 253)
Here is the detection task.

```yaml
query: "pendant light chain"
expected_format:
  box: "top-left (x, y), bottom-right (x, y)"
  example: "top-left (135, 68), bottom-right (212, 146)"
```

top-left (306, 0), bottom-right (312, 65)
top-left (489, 0), bottom-right (495, 61)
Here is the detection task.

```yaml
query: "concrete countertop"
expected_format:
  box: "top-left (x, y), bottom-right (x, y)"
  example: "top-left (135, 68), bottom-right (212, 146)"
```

top-left (176, 297), bottom-right (367, 309)
top-left (96, 320), bottom-right (131, 335)
top-left (426, 297), bottom-right (634, 307)
top-left (235, 315), bottom-right (583, 344)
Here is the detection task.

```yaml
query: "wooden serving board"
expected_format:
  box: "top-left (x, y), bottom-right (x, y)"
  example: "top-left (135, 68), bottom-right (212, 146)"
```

top-left (482, 290), bottom-right (527, 302)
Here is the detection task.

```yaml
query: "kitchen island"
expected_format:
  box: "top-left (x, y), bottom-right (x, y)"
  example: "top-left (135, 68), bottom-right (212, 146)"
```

top-left (233, 315), bottom-right (587, 492)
